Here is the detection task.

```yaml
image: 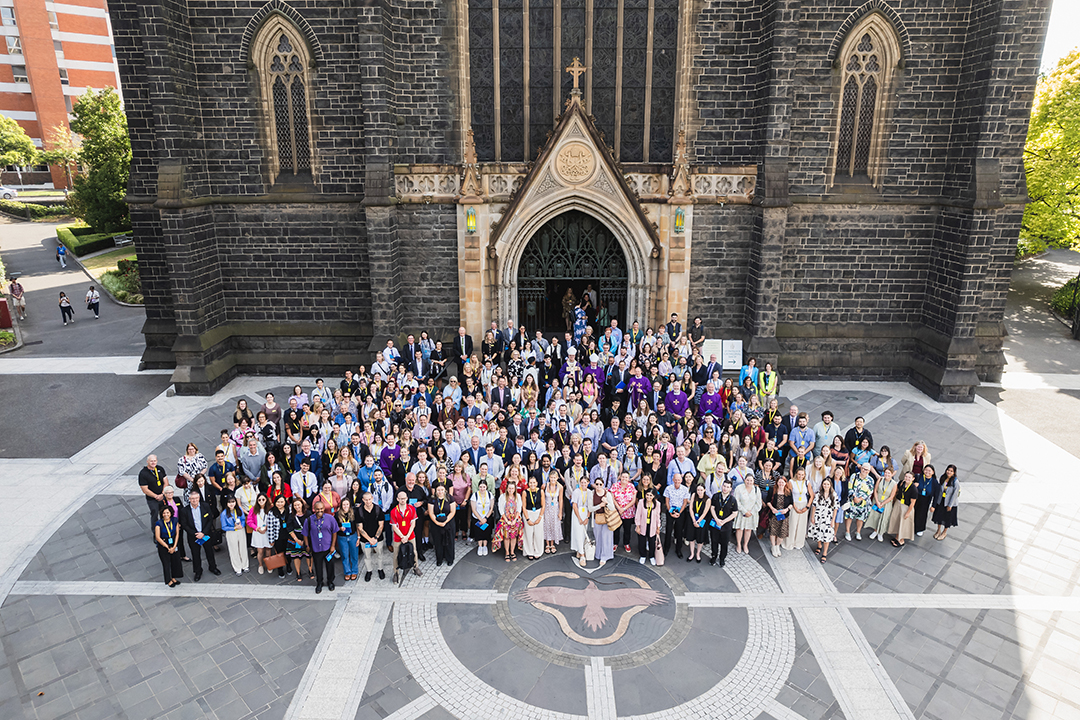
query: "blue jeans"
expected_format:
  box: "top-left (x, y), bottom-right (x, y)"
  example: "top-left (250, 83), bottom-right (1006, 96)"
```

top-left (338, 535), bottom-right (359, 576)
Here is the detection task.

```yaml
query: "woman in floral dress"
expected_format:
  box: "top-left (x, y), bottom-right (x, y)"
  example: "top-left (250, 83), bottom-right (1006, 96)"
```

top-left (845, 465), bottom-right (876, 540)
top-left (766, 476), bottom-right (792, 558)
top-left (492, 478), bottom-right (524, 561)
top-left (808, 478), bottom-right (840, 562)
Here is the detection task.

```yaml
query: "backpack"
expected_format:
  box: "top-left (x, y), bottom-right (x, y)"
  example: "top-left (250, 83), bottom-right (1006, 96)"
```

top-left (397, 540), bottom-right (415, 572)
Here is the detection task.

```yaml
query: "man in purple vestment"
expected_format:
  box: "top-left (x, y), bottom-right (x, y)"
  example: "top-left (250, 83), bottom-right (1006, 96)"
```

top-left (627, 367), bottom-right (653, 410)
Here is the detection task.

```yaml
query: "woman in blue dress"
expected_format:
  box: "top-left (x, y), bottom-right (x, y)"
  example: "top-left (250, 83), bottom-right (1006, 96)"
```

top-left (573, 298), bottom-right (590, 343)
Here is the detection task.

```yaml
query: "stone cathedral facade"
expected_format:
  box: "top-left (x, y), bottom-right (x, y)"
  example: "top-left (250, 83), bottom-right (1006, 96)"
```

top-left (109, 0), bottom-right (1050, 400)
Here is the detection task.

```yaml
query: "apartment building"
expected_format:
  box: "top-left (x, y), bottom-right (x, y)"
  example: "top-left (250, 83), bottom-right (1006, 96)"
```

top-left (0, 0), bottom-right (120, 189)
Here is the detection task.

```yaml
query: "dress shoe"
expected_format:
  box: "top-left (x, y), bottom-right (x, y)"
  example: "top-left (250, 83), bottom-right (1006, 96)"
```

top-left (210, 568), bottom-right (221, 576)
top-left (718, 561), bottom-right (725, 568)
top-left (418, 554), bottom-right (427, 562)
top-left (315, 585), bottom-right (323, 594)
top-left (393, 571), bottom-right (400, 584)
top-left (710, 558), bottom-right (717, 566)
top-left (686, 554), bottom-right (692, 562)
top-left (193, 573), bottom-right (202, 582)
top-left (413, 566), bottom-right (423, 577)
top-left (446, 560), bottom-right (453, 567)
top-left (436, 560), bottom-right (443, 567)
top-left (365, 572), bottom-right (372, 582)
top-left (675, 549), bottom-right (683, 559)
top-left (328, 582), bottom-right (335, 591)
top-left (378, 570), bottom-right (386, 580)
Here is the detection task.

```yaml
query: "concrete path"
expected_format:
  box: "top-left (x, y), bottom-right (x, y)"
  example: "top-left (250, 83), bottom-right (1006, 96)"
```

top-left (0, 218), bottom-right (146, 356)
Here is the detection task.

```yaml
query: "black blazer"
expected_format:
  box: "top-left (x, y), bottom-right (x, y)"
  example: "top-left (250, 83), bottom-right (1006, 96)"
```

top-left (454, 334), bottom-right (473, 360)
top-left (179, 503), bottom-right (218, 540)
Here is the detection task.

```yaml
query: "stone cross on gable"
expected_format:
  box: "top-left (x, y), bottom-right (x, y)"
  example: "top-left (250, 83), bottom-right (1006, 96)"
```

top-left (565, 57), bottom-right (586, 90)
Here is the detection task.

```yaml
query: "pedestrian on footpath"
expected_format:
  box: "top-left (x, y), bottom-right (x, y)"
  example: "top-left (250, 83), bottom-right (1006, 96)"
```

top-left (56, 244), bottom-right (67, 268)
top-left (85, 285), bottom-right (100, 319)
top-left (58, 291), bottom-right (74, 325)
top-left (9, 278), bottom-right (26, 320)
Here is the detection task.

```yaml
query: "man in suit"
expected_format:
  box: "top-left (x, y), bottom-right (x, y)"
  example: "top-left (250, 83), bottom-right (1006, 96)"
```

top-left (179, 490), bottom-right (220, 580)
top-left (465, 435), bottom-right (484, 473)
top-left (490, 376), bottom-right (512, 410)
top-left (296, 438), bottom-right (321, 480)
top-left (403, 334), bottom-right (420, 372)
top-left (454, 326), bottom-right (473, 379)
top-left (703, 353), bottom-right (721, 387)
top-left (606, 359), bottom-right (630, 409)
top-left (412, 350), bottom-right (431, 381)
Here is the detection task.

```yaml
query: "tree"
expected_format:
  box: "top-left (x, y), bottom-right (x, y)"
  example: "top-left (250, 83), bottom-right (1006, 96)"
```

top-left (38, 125), bottom-right (81, 194)
top-left (1021, 49), bottom-right (1080, 255)
top-left (68, 87), bottom-right (131, 232)
top-left (0, 115), bottom-right (38, 185)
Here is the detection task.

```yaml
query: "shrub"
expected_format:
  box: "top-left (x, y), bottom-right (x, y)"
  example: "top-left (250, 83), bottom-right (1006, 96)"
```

top-left (56, 225), bottom-right (122, 257)
top-left (0, 330), bottom-right (14, 345)
top-left (1051, 277), bottom-right (1080, 320)
top-left (101, 262), bottom-right (142, 304)
top-left (0, 199), bottom-right (70, 219)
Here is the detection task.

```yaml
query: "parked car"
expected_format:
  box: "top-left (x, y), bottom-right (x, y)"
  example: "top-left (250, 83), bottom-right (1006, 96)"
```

top-left (0, 186), bottom-right (18, 200)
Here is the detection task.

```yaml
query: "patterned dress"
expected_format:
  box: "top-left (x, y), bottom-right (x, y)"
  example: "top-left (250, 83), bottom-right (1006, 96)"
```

top-left (768, 491), bottom-right (792, 539)
top-left (846, 474), bottom-right (875, 522)
top-left (807, 495), bottom-right (839, 543)
top-left (543, 485), bottom-right (563, 542)
top-left (491, 493), bottom-right (524, 552)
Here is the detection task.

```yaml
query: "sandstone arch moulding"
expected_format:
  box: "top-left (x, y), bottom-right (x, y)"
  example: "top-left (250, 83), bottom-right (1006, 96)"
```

top-left (483, 95), bottom-right (665, 332)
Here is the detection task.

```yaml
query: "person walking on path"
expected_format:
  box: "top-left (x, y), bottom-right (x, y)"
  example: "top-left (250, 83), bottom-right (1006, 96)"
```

top-left (9, 278), bottom-right (26, 320)
top-left (56, 243), bottom-right (67, 268)
top-left (85, 286), bottom-right (100, 319)
top-left (58, 291), bottom-right (74, 325)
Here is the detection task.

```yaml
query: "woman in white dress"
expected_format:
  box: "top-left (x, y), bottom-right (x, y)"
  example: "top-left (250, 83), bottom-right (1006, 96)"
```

top-left (783, 467), bottom-right (812, 550)
top-left (247, 493), bottom-right (272, 574)
top-left (569, 474), bottom-right (592, 564)
top-left (733, 474), bottom-right (762, 554)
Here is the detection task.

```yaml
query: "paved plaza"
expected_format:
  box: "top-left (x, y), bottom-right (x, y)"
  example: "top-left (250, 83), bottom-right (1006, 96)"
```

top-left (1, 365), bottom-right (1079, 720)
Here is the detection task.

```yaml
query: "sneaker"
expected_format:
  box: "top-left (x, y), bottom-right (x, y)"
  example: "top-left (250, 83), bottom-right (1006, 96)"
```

top-left (868, 531), bottom-right (877, 540)
top-left (845, 532), bottom-right (852, 541)
top-left (877, 534), bottom-right (884, 542)
top-left (63, 322), bottom-right (67, 325)
top-left (625, 545), bottom-right (631, 553)
top-left (856, 532), bottom-right (862, 541)
top-left (639, 557), bottom-right (646, 564)
top-left (650, 558), bottom-right (656, 565)
top-left (365, 572), bottom-right (372, 582)
top-left (258, 566), bottom-right (264, 574)
top-left (235, 571), bottom-right (242, 576)
top-left (916, 531), bottom-right (924, 536)
top-left (378, 569), bottom-right (385, 580)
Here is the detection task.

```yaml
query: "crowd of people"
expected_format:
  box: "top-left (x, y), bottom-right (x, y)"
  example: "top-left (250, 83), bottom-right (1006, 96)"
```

top-left (139, 312), bottom-right (961, 593)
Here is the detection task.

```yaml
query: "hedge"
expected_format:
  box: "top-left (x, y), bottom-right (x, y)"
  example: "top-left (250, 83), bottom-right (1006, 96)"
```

top-left (56, 225), bottom-right (120, 257)
top-left (1051, 277), bottom-right (1080, 321)
top-left (0, 199), bottom-right (70, 219)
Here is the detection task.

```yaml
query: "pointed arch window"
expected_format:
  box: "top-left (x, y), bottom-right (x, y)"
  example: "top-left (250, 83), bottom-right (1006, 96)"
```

top-left (252, 17), bottom-right (315, 181)
top-left (830, 14), bottom-right (900, 188)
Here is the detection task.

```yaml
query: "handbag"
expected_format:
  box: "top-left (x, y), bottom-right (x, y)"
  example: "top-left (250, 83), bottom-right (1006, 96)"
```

top-left (174, 473), bottom-right (188, 489)
top-left (264, 552), bottom-right (286, 570)
top-left (605, 504), bottom-right (622, 532)
top-left (654, 542), bottom-right (665, 566)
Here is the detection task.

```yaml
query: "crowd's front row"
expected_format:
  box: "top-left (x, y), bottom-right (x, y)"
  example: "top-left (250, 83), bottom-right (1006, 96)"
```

top-left (139, 446), bottom-right (961, 593)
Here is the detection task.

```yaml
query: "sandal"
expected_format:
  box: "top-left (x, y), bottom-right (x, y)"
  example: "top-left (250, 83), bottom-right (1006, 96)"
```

top-left (889, 538), bottom-right (900, 548)
top-left (511, 555), bottom-right (518, 561)
top-left (505, 555), bottom-right (511, 562)
top-left (813, 546), bottom-right (822, 555)
top-left (820, 554), bottom-right (828, 564)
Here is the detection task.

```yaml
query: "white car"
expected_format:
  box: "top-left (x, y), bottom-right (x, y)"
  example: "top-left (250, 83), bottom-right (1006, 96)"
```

top-left (0, 186), bottom-right (17, 200)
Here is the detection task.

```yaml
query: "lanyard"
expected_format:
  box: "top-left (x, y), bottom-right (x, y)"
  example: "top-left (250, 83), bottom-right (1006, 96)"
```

top-left (163, 519), bottom-right (174, 545)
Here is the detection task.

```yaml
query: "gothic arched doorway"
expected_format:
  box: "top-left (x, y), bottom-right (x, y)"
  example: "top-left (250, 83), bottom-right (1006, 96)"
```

top-left (516, 210), bottom-right (628, 334)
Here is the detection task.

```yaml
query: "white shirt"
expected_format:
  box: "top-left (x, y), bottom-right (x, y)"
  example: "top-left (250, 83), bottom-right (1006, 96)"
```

top-left (85, 289), bottom-right (100, 304)
top-left (291, 471), bottom-right (317, 498)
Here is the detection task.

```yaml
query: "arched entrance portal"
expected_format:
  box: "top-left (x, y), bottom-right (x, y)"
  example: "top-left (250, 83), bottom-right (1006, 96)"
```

top-left (516, 211), bottom-right (629, 334)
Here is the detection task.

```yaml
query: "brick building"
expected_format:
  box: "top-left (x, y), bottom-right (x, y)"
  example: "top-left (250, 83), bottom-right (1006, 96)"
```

top-left (0, 0), bottom-right (121, 189)
top-left (108, 0), bottom-right (1051, 401)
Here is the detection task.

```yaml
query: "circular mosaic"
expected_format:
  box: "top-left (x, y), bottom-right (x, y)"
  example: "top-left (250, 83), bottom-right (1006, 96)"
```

top-left (508, 555), bottom-right (676, 656)
top-left (556, 142), bottom-right (597, 184)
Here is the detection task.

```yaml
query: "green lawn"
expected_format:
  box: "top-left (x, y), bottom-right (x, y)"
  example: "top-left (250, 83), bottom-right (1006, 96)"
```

top-left (81, 248), bottom-right (137, 279)
top-left (13, 190), bottom-right (67, 197)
